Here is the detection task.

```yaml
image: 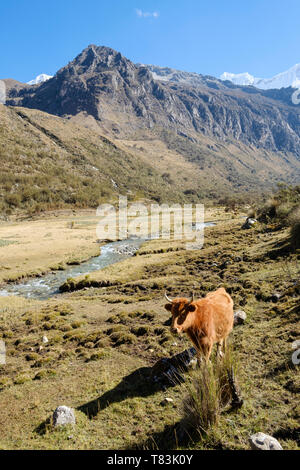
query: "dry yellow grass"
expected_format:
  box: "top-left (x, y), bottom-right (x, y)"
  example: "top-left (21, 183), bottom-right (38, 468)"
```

top-left (0, 211), bottom-right (101, 283)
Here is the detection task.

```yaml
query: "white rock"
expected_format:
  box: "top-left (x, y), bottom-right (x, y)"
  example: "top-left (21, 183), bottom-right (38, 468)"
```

top-left (160, 397), bottom-right (174, 406)
top-left (291, 340), bottom-right (300, 351)
top-left (249, 433), bottom-right (283, 450)
top-left (234, 310), bottom-right (247, 326)
top-left (52, 406), bottom-right (76, 427)
top-left (187, 358), bottom-right (198, 369)
top-left (42, 335), bottom-right (49, 344)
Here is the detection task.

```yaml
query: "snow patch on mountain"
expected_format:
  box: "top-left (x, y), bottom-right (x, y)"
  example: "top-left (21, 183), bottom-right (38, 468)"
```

top-left (0, 80), bottom-right (6, 104)
top-left (27, 74), bottom-right (53, 85)
top-left (221, 64), bottom-right (300, 90)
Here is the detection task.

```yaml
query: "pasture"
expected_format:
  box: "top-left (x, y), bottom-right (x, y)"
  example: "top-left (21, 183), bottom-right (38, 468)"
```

top-left (0, 209), bottom-right (299, 449)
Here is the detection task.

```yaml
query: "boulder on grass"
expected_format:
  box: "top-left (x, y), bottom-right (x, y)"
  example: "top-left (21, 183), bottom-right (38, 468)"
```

top-left (242, 218), bottom-right (257, 229)
top-left (249, 432), bottom-right (282, 450)
top-left (52, 406), bottom-right (76, 427)
top-left (234, 310), bottom-right (247, 326)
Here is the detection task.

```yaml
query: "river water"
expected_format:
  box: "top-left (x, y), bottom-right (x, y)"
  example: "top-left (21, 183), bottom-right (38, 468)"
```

top-left (0, 222), bottom-right (215, 300)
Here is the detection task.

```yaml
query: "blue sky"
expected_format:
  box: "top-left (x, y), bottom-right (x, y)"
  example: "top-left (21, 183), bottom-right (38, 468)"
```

top-left (1, 0), bottom-right (299, 82)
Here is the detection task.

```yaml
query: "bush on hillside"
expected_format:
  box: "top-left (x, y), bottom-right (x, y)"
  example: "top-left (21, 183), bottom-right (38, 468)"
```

top-left (288, 205), bottom-right (300, 250)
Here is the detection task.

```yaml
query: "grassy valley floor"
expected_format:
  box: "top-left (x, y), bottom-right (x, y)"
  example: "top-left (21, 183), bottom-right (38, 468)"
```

top-left (0, 209), bottom-right (299, 449)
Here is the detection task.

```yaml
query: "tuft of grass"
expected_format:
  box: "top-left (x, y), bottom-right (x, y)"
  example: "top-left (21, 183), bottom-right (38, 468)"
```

top-left (182, 362), bottom-right (221, 434)
top-left (181, 346), bottom-right (241, 437)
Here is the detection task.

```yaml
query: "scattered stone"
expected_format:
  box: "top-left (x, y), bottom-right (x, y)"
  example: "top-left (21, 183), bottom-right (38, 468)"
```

top-left (52, 406), bottom-right (76, 428)
top-left (249, 433), bottom-right (283, 450)
top-left (187, 358), bottom-right (198, 369)
top-left (42, 335), bottom-right (49, 344)
top-left (234, 310), bottom-right (247, 326)
top-left (271, 292), bottom-right (281, 302)
top-left (291, 340), bottom-right (300, 351)
top-left (220, 260), bottom-right (231, 269)
top-left (160, 397), bottom-right (174, 406)
top-left (242, 217), bottom-right (257, 229)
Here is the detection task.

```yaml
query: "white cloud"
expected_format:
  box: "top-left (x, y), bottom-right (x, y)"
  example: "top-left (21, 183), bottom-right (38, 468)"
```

top-left (135, 9), bottom-right (159, 18)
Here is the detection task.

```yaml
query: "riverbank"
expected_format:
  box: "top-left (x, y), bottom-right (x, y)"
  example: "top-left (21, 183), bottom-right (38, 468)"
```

top-left (0, 210), bottom-right (103, 284)
top-left (0, 210), bottom-right (299, 450)
top-left (0, 206), bottom-right (224, 289)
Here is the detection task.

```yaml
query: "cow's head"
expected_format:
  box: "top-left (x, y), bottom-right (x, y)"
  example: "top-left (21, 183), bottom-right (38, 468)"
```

top-left (164, 292), bottom-right (196, 334)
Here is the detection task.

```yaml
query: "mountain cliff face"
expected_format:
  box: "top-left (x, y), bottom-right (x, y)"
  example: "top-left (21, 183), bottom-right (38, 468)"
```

top-left (5, 45), bottom-right (300, 158)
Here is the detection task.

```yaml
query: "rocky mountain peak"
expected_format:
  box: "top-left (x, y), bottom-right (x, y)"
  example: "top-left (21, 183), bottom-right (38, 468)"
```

top-left (58, 44), bottom-right (137, 80)
top-left (4, 45), bottom-right (300, 157)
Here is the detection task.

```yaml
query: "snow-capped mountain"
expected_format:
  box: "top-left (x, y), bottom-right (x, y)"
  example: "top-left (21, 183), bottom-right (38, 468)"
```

top-left (138, 64), bottom-right (221, 88)
top-left (221, 64), bottom-right (300, 90)
top-left (27, 74), bottom-right (53, 85)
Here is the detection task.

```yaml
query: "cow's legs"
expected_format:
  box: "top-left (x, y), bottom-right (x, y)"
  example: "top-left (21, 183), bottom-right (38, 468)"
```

top-left (199, 338), bottom-right (213, 363)
top-left (188, 332), bottom-right (213, 365)
top-left (217, 340), bottom-right (224, 358)
top-left (223, 337), bottom-right (227, 355)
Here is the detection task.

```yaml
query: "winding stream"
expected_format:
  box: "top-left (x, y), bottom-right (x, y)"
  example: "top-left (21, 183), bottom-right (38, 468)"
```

top-left (0, 222), bottom-right (215, 300)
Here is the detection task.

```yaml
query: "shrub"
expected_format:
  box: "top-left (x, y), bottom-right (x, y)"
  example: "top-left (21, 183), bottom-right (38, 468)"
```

top-left (257, 198), bottom-right (280, 223)
top-left (289, 205), bottom-right (300, 250)
top-left (257, 184), bottom-right (300, 226)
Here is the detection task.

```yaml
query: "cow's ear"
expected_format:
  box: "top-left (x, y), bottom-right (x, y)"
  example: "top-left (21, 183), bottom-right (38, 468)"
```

top-left (187, 304), bottom-right (196, 312)
top-left (164, 303), bottom-right (172, 312)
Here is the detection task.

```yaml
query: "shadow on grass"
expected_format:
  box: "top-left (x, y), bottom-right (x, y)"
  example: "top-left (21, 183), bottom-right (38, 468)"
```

top-left (130, 420), bottom-right (193, 450)
top-left (77, 348), bottom-right (196, 419)
top-left (273, 427), bottom-right (300, 446)
top-left (265, 239), bottom-right (291, 259)
top-left (77, 366), bottom-right (164, 419)
top-left (131, 418), bottom-right (226, 450)
top-left (34, 417), bottom-right (52, 436)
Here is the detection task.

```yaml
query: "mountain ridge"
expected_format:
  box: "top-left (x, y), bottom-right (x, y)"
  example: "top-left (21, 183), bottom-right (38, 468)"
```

top-left (0, 44), bottom-right (299, 211)
top-left (4, 45), bottom-right (300, 157)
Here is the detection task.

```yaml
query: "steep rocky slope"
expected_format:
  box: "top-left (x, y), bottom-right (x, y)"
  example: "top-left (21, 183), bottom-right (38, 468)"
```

top-left (5, 45), bottom-right (300, 157)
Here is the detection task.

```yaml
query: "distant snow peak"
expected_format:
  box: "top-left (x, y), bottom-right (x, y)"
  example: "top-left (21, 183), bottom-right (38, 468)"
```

top-left (27, 74), bottom-right (53, 85)
top-left (220, 72), bottom-right (255, 86)
top-left (221, 63), bottom-right (300, 90)
top-left (0, 80), bottom-right (6, 104)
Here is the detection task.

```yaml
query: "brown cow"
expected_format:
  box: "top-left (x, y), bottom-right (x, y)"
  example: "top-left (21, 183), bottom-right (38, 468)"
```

top-left (164, 287), bottom-right (234, 362)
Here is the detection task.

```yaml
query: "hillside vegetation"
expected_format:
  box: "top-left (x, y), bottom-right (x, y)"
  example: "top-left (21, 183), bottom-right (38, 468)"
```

top-left (1, 104), bottom-right (300, 217)
top-left (0, 105), bottom-right (183, 215)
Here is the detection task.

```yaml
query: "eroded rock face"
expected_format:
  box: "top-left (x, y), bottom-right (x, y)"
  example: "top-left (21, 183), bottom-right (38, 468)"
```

top-left (52, 406), bottom-right (76, 427)
top-left (6, 45), bottom-right (300, 156)
top-left (249, 433), bottom-right (283, 450)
